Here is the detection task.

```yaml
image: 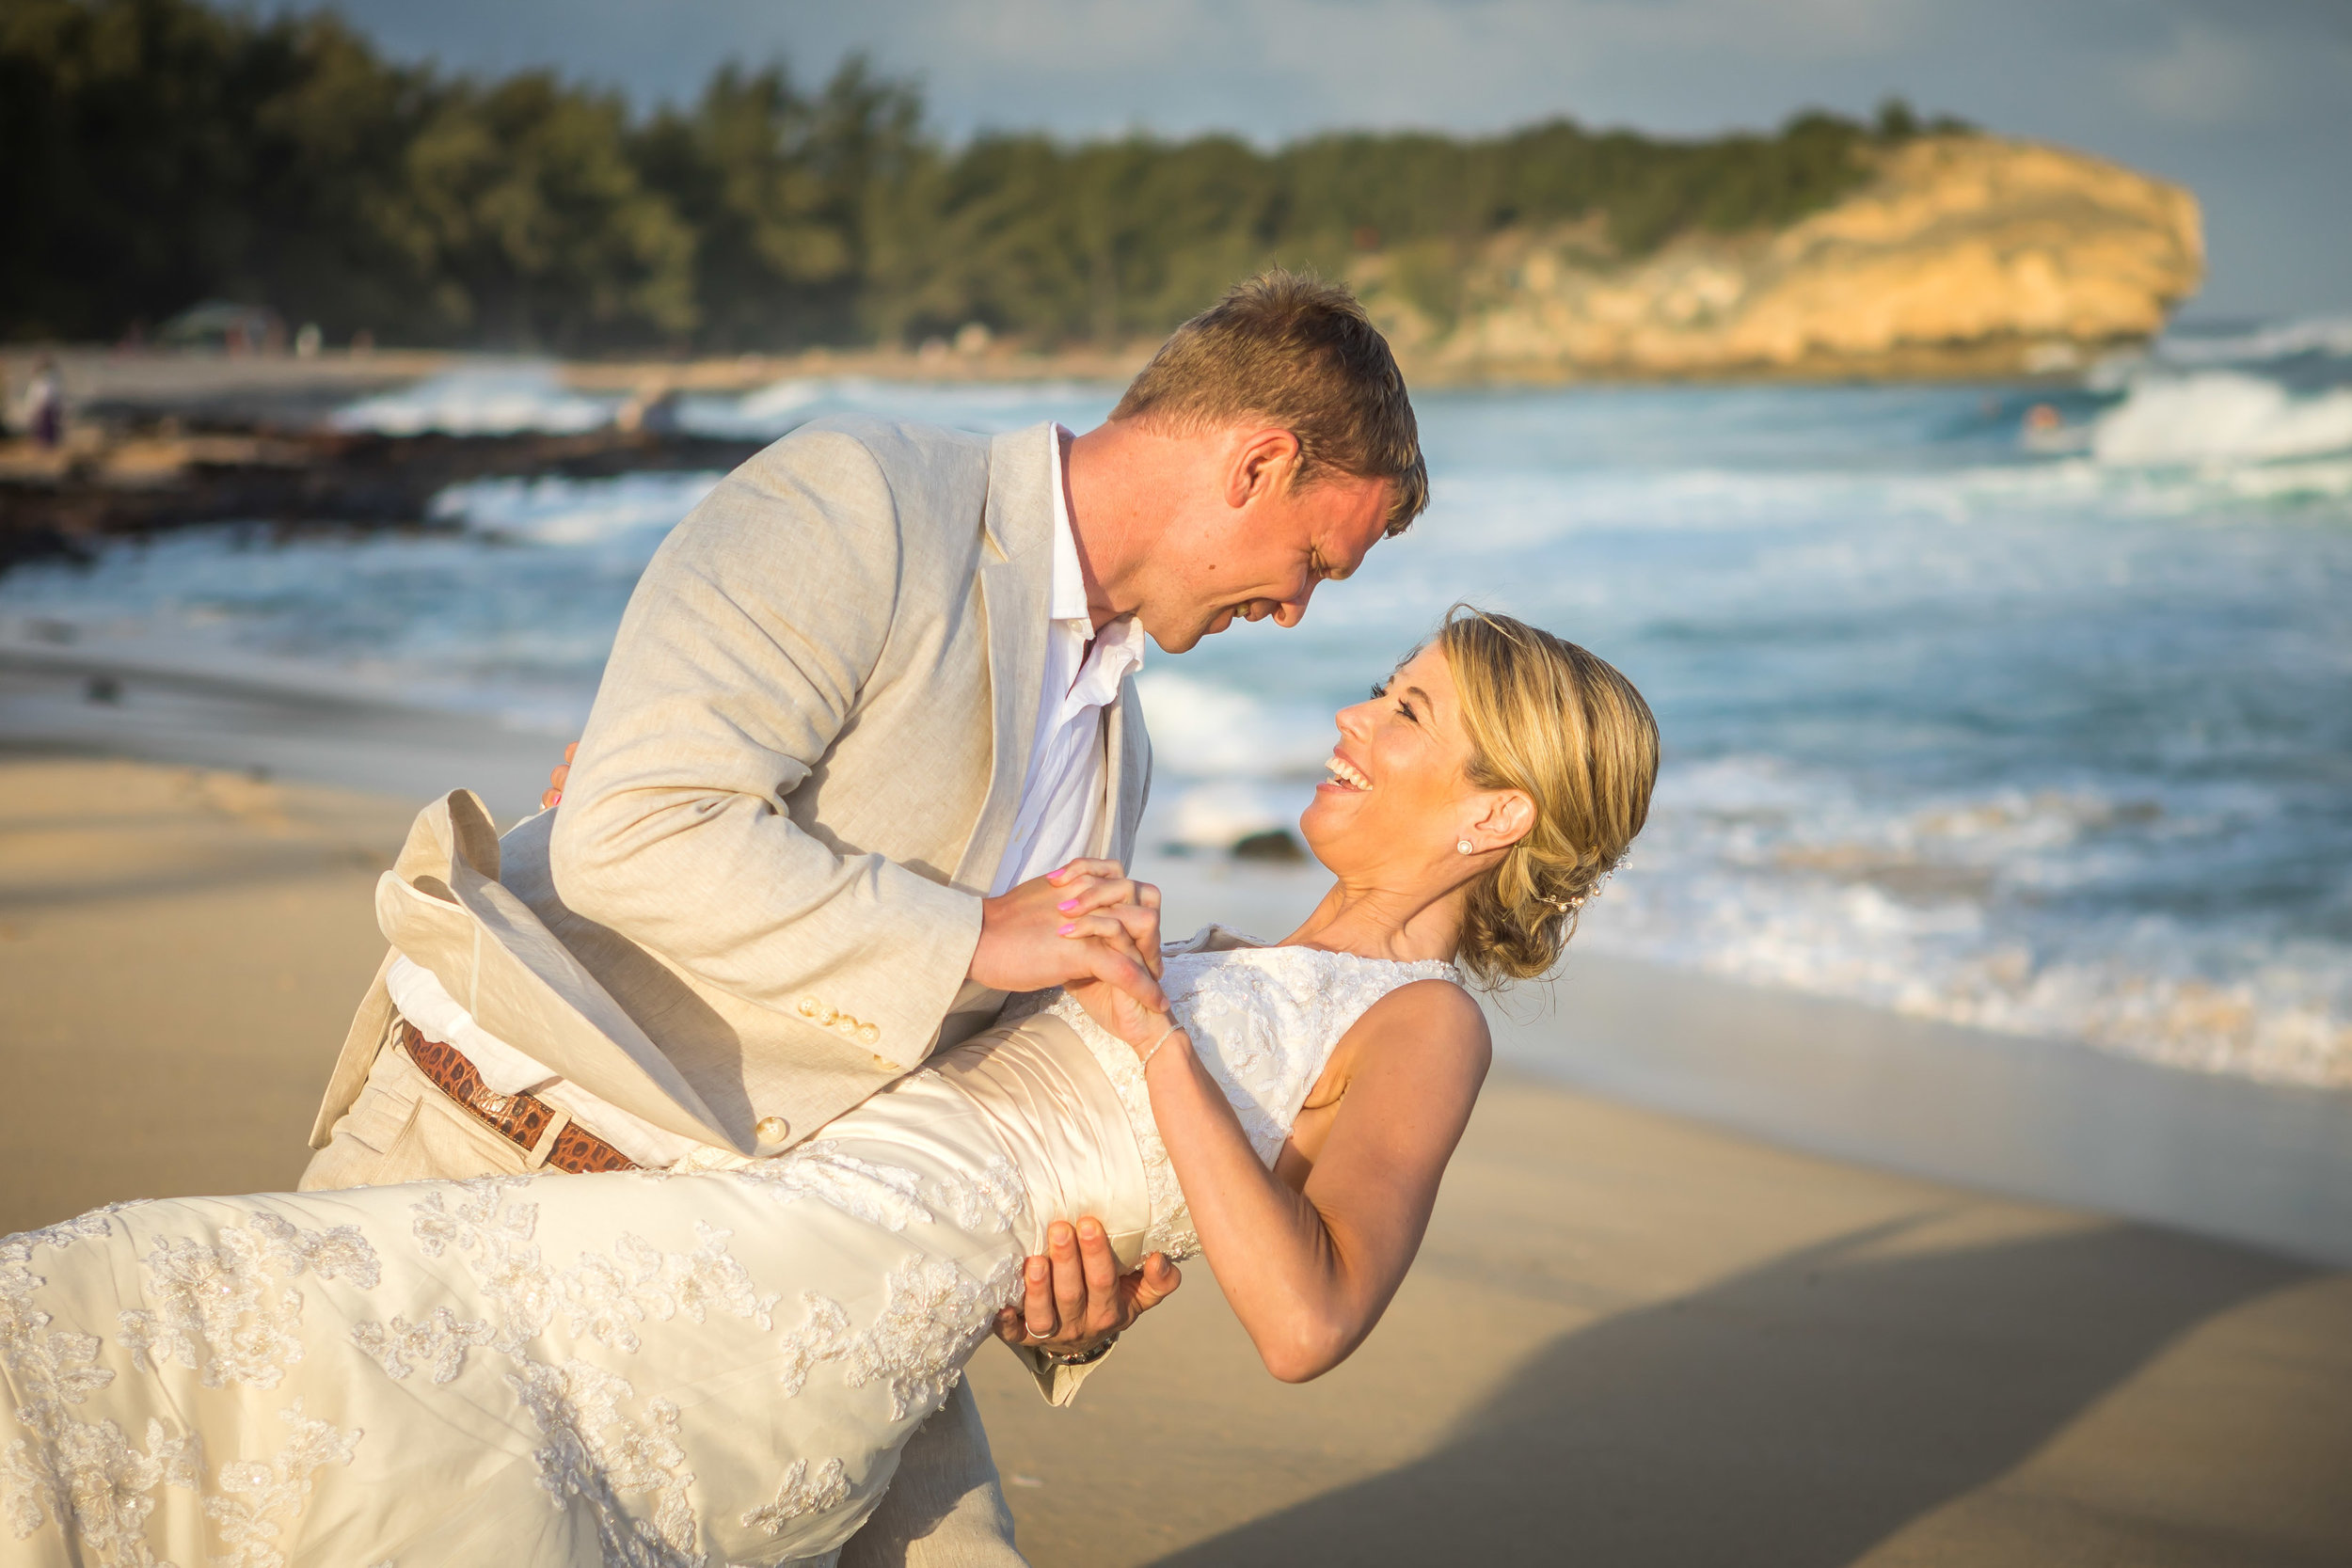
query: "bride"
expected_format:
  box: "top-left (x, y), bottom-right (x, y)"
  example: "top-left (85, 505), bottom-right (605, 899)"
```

top-left (0, 609), bottom-right (1655, 1568)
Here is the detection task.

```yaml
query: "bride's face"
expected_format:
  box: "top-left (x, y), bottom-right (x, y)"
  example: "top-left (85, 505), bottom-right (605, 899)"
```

top-left (1301, 642), bottom-right (1507, 880)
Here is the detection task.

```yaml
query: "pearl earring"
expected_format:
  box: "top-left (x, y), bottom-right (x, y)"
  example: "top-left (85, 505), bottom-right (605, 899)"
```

top-left (1456, 838), bottom-right (1474, 854)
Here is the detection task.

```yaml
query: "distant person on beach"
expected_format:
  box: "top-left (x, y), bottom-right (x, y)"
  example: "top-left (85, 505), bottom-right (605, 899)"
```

top-left (289, 271), bottom-right (1430, 1567)
top-left (2, 608), bottom-right (1658, 1568)
top-left (16, 356), bottom-right (64, 448)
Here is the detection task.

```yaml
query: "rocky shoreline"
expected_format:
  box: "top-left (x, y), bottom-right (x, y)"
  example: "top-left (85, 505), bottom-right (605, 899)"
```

top-left (0, 420), bottom-right (763, 574)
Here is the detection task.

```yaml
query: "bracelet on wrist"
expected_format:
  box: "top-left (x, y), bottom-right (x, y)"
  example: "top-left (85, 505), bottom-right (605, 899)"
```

top-left (1138, 1022), bottom-right (1183, 1069)
top-left (1045, 1335), bottom-right (1118, 1368)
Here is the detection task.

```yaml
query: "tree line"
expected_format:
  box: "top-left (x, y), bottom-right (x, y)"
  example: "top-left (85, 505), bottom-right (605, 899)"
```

top-left (3, 0), bottom-right (1964, 354)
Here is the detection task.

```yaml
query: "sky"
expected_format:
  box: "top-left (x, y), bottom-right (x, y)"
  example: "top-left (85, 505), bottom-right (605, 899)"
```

top-left (318, 0), bottom-right (2352, 320)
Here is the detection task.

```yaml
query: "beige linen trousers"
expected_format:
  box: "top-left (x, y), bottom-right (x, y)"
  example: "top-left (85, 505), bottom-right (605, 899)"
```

top-left (302, 418), bottom-right (1152, 1568)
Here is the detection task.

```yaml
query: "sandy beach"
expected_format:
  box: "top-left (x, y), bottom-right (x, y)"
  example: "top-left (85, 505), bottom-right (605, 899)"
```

top-left (3, 747), bottom-right (2345, 1565)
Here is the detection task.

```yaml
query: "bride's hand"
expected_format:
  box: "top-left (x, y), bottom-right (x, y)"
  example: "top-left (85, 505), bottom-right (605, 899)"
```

top-left (1065, 973), bottom-right (1175, 1058)
top-left (1054, 865), bottom-right (1173, 1055)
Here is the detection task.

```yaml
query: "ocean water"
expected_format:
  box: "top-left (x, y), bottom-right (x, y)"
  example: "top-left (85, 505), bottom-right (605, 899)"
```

top-left (5, 322), bottom-right (2348, 1087)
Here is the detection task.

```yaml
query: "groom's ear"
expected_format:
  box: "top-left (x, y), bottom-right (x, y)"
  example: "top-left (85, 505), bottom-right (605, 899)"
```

top-left (1226, 425), bottom-right (1303, 508)
top-left (1473, 789), bottom-right (1536, 849)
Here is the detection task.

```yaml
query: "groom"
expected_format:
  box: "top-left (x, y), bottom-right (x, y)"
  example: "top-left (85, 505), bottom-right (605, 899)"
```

top-left (300, 271), bottom-right (1426, 1566)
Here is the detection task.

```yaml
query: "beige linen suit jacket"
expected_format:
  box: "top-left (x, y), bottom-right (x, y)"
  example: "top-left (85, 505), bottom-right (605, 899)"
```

top-left (309, 417), bottom-right (1152, 1169)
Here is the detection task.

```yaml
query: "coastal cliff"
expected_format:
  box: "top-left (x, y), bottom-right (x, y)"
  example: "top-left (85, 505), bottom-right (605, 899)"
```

top-left (1359, 135), bottom-right (2205, 379)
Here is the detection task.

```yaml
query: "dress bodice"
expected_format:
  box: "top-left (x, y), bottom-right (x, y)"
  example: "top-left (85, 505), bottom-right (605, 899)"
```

top-left (1004, 927), bottom-right (1460, 1260)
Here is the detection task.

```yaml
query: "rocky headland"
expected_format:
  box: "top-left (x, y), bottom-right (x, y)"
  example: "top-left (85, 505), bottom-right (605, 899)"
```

top-left (1359, 135), bottom-right (2205, 380)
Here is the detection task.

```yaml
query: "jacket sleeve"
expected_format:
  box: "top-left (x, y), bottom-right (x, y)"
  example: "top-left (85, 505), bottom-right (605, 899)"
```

top-left (548, 426), bottom-right (981, 1063)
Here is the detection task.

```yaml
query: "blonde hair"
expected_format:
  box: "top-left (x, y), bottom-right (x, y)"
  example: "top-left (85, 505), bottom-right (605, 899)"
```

top-left (1439, 607), bottom-right (1660, 986)
top-left (1111, 269), bottom-right (1429, 536)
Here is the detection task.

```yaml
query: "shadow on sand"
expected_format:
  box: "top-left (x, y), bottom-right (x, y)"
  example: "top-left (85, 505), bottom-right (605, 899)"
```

top-left (1152, 1216), bottom-right (2312, 1566)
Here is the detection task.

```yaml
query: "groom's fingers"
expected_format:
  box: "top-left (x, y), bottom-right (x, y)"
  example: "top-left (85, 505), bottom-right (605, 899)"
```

top-left (1074, 1219), bottom-right (1123, 1338)
top-left (1021, 1253), bottom-right (1057, 1340)
top-left (1049, 1222), bottom-right (1089, 1338)
top-left (1127, 1253), bottom-right (1182, 1315)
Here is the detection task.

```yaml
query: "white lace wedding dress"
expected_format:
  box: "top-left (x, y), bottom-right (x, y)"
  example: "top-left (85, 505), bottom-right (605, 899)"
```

top-left (1, 931), bottom-right (1456, 1568)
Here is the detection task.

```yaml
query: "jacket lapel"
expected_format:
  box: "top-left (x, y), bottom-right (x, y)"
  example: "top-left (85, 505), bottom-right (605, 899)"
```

top-left (1093, 674), bottom-right (1152, 864)
top-left (951, 424), bottom-right (1057, 892)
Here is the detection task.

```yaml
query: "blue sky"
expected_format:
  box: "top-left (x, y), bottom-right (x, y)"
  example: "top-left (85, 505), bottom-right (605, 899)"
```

top-left (318, 0), bottom-right (2351, 319)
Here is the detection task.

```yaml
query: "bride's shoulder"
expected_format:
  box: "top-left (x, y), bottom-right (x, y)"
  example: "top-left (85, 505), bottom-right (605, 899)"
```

top-left (1351, 973), bottom-right (1490, 1065)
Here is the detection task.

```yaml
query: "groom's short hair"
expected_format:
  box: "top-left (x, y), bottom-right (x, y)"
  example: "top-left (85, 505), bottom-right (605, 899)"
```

top-left (1111, 270), bottom-right (1428, 535)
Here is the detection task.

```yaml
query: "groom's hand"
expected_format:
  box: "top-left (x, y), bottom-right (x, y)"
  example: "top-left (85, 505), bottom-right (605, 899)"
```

top-left (970, 861), bottom-right (1167, 1013)
top-left (994, 1217), bottom-right (1182, 1356)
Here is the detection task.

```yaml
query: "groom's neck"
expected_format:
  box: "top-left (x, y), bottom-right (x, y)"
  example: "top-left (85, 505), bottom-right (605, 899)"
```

top-left (1064, 419), bottom-right (1180, 634)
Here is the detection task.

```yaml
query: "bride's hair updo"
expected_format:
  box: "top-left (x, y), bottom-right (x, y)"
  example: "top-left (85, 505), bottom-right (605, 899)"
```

top-left (1440, 606), bottom-right (1659, 986)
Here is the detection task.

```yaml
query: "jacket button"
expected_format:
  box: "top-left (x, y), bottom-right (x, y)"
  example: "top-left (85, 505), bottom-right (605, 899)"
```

top-left (833, 1015), bottom-right (858, 1037)
top-left (755, 1116), bottom-right (790, 1146)
top-left (796, 996), bottom-right (823, 1020)
top-left (856, 1022), bottom-right (881, 1046)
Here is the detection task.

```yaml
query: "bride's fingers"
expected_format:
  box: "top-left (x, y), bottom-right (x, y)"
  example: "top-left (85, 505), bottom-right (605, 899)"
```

top-left (1055, 880), bottom-right (1166, 975)
top-left (1055, 908), bottom-right (1157, 960)
top-left (1081, 942), bottom-right (1168, 1014)
top-left (1046, 858), bottom-right (1123, 888)
top-left (1052, 875), bottom-right (1139, 917)
top-left (1135, 881), bottom-right (1164, 975)
top-left (1102, 902), bottom-right (1162, 970)
top-left (1057, 916), bottom-right (1155, 988)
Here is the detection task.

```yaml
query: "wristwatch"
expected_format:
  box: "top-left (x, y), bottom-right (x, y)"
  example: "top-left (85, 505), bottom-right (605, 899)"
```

top-left (1043, 1335), bottom-right (1117, 1368)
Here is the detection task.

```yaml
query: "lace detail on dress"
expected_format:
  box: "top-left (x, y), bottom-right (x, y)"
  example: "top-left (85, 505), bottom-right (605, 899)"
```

top-left (118, 1215), bottom-right (381, 1389)
top-left (350, 1177), bottom-right (780, 1567)
top-left (770, 1252), bottom-right (1023, 1422)
top-left (202, 1399), bottom-right (361, 1568)
top-left (3, 1207), bottom-right (367, 1568)
top-left (349, 1307), bottom-right (493, 1385)
top-left (1036, 932), bottom-right (1459, 1261)
top-left (740, 1456), bottom-right (850, 1537)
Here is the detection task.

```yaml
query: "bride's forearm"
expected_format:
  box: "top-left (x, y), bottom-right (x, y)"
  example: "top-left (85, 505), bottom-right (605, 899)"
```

top-left (1142, 1034), bottom-right (1366, 1382)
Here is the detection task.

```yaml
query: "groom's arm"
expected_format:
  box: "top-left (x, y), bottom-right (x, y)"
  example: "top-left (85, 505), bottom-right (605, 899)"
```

top-left (548, 429), bottom-right (984, 1053)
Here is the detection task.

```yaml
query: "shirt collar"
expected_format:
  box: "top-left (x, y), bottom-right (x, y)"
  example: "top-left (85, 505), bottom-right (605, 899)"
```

top-left (1047, 424), bottom-right (1090, 626)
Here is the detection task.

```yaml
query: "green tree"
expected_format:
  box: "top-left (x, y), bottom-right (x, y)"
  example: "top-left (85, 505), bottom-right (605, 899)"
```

top-left (2, 0), bottom-right (1955, 354)
top-left (404, 72), bottom-right (695, 350)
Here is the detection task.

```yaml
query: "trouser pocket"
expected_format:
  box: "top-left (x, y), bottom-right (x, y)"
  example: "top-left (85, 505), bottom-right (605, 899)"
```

top-left (298, 1043), bottom-right (538, 1188)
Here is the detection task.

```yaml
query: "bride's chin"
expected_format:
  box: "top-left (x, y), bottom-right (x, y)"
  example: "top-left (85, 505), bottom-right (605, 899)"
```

top-left (1295, 809), bottom-right (1344, 863)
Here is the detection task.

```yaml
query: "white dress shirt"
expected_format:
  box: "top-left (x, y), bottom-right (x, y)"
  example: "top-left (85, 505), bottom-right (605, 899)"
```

top-left (990, 423), bottom-right (1148, 895)
top-left (392, 421), bottom-right (1140, 1165)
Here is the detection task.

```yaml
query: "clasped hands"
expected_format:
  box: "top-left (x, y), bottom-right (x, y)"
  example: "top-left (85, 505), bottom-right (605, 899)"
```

top-left (970, 857), bottom-right (1183, 1357)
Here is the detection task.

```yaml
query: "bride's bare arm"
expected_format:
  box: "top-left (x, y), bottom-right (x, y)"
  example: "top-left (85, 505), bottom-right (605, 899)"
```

top-left (1136, 980), bottom-right (1489, 1382)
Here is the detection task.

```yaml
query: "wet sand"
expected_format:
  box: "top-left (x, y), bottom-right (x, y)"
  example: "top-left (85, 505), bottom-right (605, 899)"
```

top-left (2, 752), bottom-right (2347, 1564)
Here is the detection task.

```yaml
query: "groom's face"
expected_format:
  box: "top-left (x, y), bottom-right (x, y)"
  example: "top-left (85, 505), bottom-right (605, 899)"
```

top-left (1137, 426), bottom-right (1394, 654)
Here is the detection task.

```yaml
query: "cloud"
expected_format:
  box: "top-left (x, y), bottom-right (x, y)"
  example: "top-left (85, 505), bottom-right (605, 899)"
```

top-left (2114, 22), bottom-right (2267, 126)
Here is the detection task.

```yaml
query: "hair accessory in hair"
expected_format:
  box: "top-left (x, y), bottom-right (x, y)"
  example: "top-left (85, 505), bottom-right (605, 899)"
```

top-left (1539, 849), bottom-right (1631, 916)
